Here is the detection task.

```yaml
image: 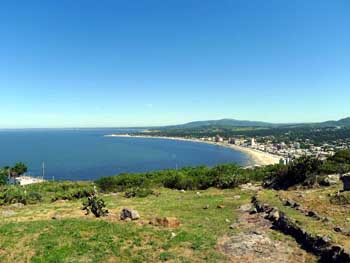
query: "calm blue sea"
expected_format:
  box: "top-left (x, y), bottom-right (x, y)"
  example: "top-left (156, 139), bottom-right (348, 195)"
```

top-left (0, 129), bottom-right (252, 181)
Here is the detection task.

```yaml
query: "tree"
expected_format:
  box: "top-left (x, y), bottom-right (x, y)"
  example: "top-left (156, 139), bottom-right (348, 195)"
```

top-left (11, 163), bottom-right (27, 176)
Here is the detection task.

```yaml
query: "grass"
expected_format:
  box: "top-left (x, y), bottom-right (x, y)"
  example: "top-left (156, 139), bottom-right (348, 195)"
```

top-left (0, 187), bottom-right (253, 262)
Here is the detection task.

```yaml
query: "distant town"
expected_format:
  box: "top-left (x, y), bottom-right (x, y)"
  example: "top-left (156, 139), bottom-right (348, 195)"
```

top-left (197, 132), bottom-right (350, 164)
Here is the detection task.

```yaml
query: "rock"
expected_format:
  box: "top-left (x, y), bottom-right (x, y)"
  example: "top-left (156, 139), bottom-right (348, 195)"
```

top-left (51, 214), bottom-right (61, 220)
top-left (150, 217), bottom-right (180, 228)
top-left (2, 210), bottom-right (16, 217)
top-left (196, 192), bottom-right (201, 196)
top-left (203, 204), bottom-right (209, 209)
top-left (322, 217), bottom-right (333, 222)
top-left (180, 189), bottom-right (186, 193)
top-left (233, 195), bottom-right (241, 200)
top-left (340, 173), bottom-right (350, 191)
top-left (239, 204), bottom-right (252, 212)
top-left (320, 174), bottom-right (340, 186)
top-left (120, 208), bottom-right (140, 221)
top-left (306, 211), bottom-right (321, 220)
top-left (268, 208), bottom-right (280, 221)
top-left (249, 207), bottom-right (258, 214)
top-left (334, 226), bottom-right (342, 232)
top-left (10, 203), bottom-right (24, 209)
top-left (171, 232), bottom-right (177, 238)
top-left (217, 205), bottom-right (225, 209)
top-left (225, 219), bottom-right (230, 223)
top-left (229, 223), bottom-right (238, 229)
top-left (283, 200), bottom-right (300, 208)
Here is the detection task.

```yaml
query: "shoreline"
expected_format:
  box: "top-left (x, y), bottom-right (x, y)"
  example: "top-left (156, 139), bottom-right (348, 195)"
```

top-left (105, 134), bottom-right (281, 166)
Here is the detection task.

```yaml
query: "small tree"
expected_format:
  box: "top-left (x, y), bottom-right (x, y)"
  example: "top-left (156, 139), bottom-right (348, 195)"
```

top-left (11, 163), bottom-right (28, 176)
top-left (82, 196), bottom-right (108, 217)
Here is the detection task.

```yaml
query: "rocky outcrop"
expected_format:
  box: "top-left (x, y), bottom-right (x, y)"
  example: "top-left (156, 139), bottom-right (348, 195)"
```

top-left (252, 196), bottom-right (350, 262)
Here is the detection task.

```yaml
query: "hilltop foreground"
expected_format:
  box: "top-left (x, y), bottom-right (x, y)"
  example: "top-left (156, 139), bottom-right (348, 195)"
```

top-left (1, 151), bottom-right (350, 262)
top-left (0, 183), bottom-right (319, 263)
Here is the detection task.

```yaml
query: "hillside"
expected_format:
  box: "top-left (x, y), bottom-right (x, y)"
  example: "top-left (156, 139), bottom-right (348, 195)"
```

top-left (154, 117), bottom-right (350, 130)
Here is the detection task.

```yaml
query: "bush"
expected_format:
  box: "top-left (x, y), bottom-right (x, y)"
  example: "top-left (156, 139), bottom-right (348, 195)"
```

top-left (82, 196), bottom-right (108, 217)
top-left (124, 187), bottom-right (154, 198)
top-left (329, 192), bottom-right (350, 205)
top-left (0, 187), bottom-right (42, 205)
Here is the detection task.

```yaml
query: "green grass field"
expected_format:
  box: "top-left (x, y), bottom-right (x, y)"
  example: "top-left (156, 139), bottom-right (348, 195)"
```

top-left (0, 187), bottom-right (253, 262)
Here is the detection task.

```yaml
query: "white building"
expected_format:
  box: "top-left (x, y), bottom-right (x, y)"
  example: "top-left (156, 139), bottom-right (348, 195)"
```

top-left (7, 175), bottom-right (45, 186)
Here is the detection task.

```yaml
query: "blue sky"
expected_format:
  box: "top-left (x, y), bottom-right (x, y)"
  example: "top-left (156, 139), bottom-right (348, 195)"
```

top-left (0, 0), bottom-right (349, 128)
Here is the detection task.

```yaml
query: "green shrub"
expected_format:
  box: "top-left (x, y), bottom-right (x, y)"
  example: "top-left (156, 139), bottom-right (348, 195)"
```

top-left (82, 196), bottom-right (108, 217)
top-left (0, 187), bottom-right (42, 205)
top-left (330, 193), bottom-right (350, 205)
top-left (124, 187), bottom-right (154, 198)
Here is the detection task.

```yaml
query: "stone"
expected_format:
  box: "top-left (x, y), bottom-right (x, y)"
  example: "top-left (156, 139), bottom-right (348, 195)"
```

top-left (225, 219), bottom-right (231, 223)
top-left (268, 208), bottom-right (280, 221)
top-left (10, 203), bottom-right (24, 209)
top-left (340, 173), bottom-right (350, 191)
top-left (217, 205), bottom-right (225, 209)
top-left (239, 204), bottom-right (252, 212)
top-left (51, 214), bottom-right (61, 220)
top-left (321, 174), bottom-right (340, 186)
top-left (306, 211), bottom-right (321, 220)
top-left (180, 189), bottom-right (186, 193)
top-left (233, 195), bottom-right (241, 200)
top-left (229, 223), bottom-right (238, 229)
top-left (203, 204), bottom-right (209, 209)
top-left (334, 226), bottom-right (342, 232)
top-left (171, 232), bottom-right (177, 238)
top-left (120, 208), bottom-right (140, 221)
top-left (249, 207), bottom-right (258, 214)
top-left (196, 192), bottom-right (201, 196)
top-left (2, 210), bottom-right (16, 217)
top-left (150, 217), bottom-right (180, 228)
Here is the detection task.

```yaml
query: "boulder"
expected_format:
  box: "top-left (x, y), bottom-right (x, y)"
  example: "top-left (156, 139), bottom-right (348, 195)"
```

top-left (51, 214), bottom-right (61, 220)
top-left (217, 205), bottom-right (225, 209)
top-left (2, 210), bottom-right (16, 217)
top-left (10, 203), bottom-right (24, 209)
top-left (120, 208), bottom-right (140, 221)
top-left (340, 174), bottom-right (350, 191)
top-left (239, 203), bottom-right (252, 212)
top-left (320, 174), bottom-right (340, 186)
top-left (203, 204), bottom-right (209, 209)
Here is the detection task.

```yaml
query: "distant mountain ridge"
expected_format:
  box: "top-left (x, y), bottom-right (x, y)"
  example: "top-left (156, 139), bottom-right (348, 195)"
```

top-left (173, 119), bottom-right (276, 128)
top-left (166, 117), bottom-right (350, 129)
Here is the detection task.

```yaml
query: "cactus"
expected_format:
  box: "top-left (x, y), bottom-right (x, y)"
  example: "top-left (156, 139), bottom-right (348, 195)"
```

top-left (82, 195), bottom-right (108, 217)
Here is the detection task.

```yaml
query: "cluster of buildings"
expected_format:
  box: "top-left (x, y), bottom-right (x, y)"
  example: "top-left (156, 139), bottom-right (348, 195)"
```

top-left (199, 134), bottom-right (350, 164)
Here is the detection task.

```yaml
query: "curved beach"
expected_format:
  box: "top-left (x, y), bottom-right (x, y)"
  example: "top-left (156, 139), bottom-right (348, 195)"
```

top-left (105, 134), bottom-right (281, 166)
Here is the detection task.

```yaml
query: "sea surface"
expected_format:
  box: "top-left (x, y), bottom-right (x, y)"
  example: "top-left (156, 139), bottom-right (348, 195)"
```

top-left (0, 129), bottom-right (252, 181)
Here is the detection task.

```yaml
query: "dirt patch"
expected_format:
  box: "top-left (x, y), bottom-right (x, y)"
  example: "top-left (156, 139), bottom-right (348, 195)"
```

top-left (217, 204), bottom-right (317, 263)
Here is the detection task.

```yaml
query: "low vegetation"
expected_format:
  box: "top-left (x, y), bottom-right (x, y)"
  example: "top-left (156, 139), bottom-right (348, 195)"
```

top-left (0, 181), bottom-right (95, 205)
top-left (82, 195), bottom-right (109, 217)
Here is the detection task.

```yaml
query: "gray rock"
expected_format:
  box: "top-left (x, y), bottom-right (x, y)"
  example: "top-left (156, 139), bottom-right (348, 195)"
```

top-left (120, 208), bottom-right (140, 221)
top-left (10, 203), bottom-right (24, 209)
top-left (340, 173), bottom-right (350, 191)
top-left (203, 204), bottom-right (209, 209)
top-left (239, 204), bottom-right (252, 212)
top-left (52, 214), bottom-right (61, 220)
top-left (2, 210), bottom-right (16, 217)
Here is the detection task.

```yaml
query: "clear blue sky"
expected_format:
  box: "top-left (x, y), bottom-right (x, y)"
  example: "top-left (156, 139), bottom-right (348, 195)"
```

top-left (0, 0), bottom-right (349, 128)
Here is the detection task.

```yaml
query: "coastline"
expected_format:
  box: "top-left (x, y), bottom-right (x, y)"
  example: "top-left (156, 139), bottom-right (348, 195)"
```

top-left (105, 134), bottom-right (281, 166)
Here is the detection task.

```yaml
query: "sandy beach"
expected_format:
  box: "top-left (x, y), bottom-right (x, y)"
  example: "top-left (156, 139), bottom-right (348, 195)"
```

top-left (105, 134), bottom-right (281, 166)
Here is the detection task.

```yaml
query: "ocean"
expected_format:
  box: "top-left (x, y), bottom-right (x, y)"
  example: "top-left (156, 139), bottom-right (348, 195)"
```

top-left (0, 129), bottom-right (252, 181)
